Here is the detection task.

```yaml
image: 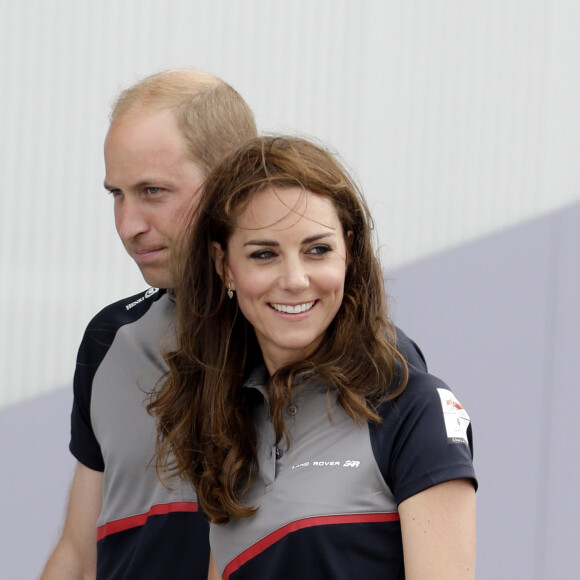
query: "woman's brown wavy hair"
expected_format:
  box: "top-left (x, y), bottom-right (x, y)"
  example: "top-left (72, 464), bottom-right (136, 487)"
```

top-left (148, 136), bottom-right (408, 523)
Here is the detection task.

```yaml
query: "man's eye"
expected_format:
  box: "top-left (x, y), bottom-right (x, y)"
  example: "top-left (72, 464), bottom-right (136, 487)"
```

top-left (251, 250), bottom-right (276, 260)
top-left (146, 187), bottom-right (162, 194)
top-left (108, 189), bottom-right (122, 198)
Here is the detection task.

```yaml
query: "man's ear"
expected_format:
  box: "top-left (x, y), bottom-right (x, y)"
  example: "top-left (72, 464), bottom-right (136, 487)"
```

top-left (211, 241), bottom-right (226, 280)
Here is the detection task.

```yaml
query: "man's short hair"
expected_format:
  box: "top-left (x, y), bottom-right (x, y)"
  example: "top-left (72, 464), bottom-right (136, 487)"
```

top-left (110, 69), bottom-right (257, 175)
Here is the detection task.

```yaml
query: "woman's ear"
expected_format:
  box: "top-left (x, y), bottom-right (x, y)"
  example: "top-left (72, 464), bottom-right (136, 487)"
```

top-left (211, 241), bottom-right (226, 280)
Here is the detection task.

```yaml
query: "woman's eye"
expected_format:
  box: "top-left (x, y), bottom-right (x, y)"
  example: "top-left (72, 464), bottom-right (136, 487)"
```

top-left (251, 249), bottom-right (276, 260)
top-left (308, 244), bottom-right (331, 255)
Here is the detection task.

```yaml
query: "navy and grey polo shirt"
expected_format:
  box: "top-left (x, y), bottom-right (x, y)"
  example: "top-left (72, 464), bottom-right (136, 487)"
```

top-left (210, 348), bottom-right (476, 579)
top-left (69, 288), bottom-right (210, 579)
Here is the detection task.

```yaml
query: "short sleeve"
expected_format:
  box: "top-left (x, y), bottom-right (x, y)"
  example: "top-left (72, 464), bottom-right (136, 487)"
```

top-left (69, 288), bottom-right (167, 471)
top-left (370, 367), bottom-right (477, 504)
top-left (69, 314), bottom-right (113, 471)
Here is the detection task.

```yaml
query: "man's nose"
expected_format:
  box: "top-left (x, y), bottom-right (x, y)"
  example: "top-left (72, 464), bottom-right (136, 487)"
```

top-left (115, 197), bottom-right (150, 240)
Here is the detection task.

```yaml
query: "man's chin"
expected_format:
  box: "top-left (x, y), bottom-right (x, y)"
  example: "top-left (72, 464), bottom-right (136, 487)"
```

top-left (138, 267), bottom-right (173, 290)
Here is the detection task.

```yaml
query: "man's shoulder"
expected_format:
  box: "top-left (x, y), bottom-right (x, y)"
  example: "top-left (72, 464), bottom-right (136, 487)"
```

top-left (86, 287), bottom-right (168, 333)
top-left (92, 287), bottom-right (167, 321)
top-left (75, 287), bottom-right (169, 367)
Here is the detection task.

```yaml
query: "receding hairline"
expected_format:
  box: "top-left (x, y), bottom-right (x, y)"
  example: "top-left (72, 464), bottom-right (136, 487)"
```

top-left (109, 69), bottom-right (224, 123)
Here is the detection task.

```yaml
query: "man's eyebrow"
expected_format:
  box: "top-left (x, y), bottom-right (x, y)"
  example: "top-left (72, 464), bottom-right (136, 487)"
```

top-left (243, 232), bottom-right (336, 247)
top-left (103, 178), bottom-right (171, 191)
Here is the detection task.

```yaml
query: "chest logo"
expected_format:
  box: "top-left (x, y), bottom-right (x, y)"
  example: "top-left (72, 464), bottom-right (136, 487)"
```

top-left (291, 459), bottom-right (361, 470)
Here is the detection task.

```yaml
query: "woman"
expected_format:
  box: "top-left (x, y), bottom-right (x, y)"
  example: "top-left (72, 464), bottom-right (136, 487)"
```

top-left (149, 136), bottom-right (477, 579)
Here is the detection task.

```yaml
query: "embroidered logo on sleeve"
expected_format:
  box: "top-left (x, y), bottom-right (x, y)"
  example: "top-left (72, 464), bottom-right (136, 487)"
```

top-left (436, 388), bottom-right (471, 444)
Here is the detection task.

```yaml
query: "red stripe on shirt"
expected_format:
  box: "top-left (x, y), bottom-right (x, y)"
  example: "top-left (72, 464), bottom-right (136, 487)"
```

top-left (223, 512), bottom-right (400, 579)
top-left (97, 501), bottom-right (199, 541)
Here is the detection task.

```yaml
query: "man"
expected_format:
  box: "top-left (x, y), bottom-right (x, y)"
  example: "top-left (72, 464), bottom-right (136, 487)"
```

top-left (41, 70), bottom-right (258, 579)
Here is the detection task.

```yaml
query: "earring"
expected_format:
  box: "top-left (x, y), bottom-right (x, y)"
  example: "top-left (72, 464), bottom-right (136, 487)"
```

top-left (227, 282), bottom-right (234, 299)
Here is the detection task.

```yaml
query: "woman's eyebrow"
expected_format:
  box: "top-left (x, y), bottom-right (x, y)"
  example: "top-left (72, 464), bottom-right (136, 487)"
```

top-left (243, 232), bottom-right (336, 248)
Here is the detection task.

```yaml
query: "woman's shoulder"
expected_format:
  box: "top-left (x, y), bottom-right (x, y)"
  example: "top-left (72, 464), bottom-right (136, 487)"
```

top-left (392, 325), bottom-right (428, 371)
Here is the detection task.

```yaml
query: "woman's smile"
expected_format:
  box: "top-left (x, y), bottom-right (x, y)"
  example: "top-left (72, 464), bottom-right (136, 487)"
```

top-left (269, 300), bottom-right (317, 314)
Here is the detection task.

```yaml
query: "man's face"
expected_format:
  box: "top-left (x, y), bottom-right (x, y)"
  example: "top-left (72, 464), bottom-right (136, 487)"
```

top-left (104, 108), bottom-right (204, 289)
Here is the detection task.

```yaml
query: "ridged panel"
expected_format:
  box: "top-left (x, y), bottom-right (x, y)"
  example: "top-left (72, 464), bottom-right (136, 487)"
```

top-left (1, 0), bottom-right (579, 407)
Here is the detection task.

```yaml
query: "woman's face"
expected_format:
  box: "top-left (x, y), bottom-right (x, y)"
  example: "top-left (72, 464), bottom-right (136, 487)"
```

top-left (217, 187), bottom-right (349, 373)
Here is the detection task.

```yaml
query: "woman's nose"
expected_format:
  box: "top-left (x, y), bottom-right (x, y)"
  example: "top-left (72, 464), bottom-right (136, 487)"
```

top-left (279, 257), bottom-right (309, 291)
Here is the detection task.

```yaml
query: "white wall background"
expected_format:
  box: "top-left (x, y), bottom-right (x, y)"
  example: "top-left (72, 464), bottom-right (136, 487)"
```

top-left (1, 1), bottom-right (579, 404)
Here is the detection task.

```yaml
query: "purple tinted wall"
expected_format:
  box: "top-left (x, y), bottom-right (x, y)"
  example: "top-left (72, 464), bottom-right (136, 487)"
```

top-left (389, 202), bottom-right (580, 578)
top-left (0, 388), bottom-right (75, 578)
